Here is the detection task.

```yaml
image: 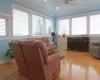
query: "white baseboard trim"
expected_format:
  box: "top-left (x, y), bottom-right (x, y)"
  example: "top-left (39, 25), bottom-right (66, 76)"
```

top-left (0, 60), bottom-right (6, 64)
top-left (56, 48), bottom-right (67, 52)
top-left (0, 59), bottom-right (16, 64)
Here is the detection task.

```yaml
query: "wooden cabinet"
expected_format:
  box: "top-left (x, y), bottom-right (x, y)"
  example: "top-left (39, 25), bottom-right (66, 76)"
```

top-left (57, 37), bottom-right (89, 52)
top-left (67, 37), bottom-right (89, 52)
top-left (57, 37), bottom-right (67, 51)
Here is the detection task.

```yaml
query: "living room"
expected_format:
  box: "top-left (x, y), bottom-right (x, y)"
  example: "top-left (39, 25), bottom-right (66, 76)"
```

top-left (0, 0), bottom-right (100, 80)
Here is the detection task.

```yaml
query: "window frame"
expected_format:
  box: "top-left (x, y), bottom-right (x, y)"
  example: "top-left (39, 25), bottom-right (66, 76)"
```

top-left (58, 19), bottom-right (70, 36)
top-left (11, 4), bottom-right (54, 38)
top-left (45, 18), bottom-right (54, 36)
top-left (12, 7), bottom-right (30, 37)
top-left (0, 14), bottom-right (9, 38)
top-left (57, 11), bottom-right (100, 37)
top-left (89, 13), bottom-right (100, 35)
top-left (32, 14), bottom-right (44, 36)
top-left (71, 16), bottom-right (87, 35)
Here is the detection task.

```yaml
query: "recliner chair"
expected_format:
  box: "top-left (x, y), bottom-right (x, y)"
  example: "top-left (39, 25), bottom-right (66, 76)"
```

top-left (89, 42), bottom-right (100, 59)
top-left (21, 40), bottom-right (60, 80)
top-left (11, 40), bottom-right (60, 80)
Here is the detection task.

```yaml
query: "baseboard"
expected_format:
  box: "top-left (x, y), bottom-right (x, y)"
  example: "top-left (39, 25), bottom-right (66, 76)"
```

top-left (0, 59), bottom-right (16, 64)
top-left (0, 60), bottom-right (6, 64)
top-left (56, 48), bottom-right (67, 52)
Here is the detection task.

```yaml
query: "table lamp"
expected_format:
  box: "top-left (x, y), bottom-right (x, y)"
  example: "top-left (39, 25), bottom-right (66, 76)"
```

top-left (51, 32), bottom-right (55, 42)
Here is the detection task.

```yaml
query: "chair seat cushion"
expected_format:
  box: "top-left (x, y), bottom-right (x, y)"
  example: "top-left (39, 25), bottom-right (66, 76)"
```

top-left (92, 42), bottom-right (100, 46)
top-left (47, 45), bottom-right (56, 50)
top-left (47, 45), bottom-right (56, 55)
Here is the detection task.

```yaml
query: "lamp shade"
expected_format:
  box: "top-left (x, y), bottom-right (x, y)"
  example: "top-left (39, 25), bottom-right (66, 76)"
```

top-left (51, 32), bottom-right (55, 36)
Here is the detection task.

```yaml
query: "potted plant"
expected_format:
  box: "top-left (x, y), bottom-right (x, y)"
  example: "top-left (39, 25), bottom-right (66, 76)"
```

top-left (62, 33), bottom-right (65, 37)
top-left (5, 42), bottom-right (14, 63)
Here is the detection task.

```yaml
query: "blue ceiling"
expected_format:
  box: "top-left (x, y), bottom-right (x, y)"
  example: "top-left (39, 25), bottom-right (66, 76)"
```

top-left (15, 0), bottom-right (100, 17)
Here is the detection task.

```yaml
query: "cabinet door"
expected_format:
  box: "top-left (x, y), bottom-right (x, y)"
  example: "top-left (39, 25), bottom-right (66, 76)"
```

top-left (57, 37), bottom-right (67, 51)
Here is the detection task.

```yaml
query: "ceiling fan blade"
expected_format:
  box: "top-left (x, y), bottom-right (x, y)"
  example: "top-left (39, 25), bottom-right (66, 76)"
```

top-left (65, 0), bottom-right (69, 3)
top-left (65, 0), bottom-right (75, 4)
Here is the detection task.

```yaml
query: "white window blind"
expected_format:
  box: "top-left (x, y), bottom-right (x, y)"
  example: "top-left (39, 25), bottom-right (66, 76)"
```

top-left (72, 16), bottom-right (87, 35)
top-left (90, 14), bottom-right (100, 34)
top-left (58, 19), bottom-right (69, 35)
top-left (46, 19), bottom-right (52, 35)
top-left (0, 18), bottom-right (6, 36)
top-left (32, 15), bottom-right (43, 35)
top-left (13, 9), bottom-right (29, 36)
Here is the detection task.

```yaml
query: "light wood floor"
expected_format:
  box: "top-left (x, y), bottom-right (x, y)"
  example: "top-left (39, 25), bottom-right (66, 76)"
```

top-left (1, 51), bottom-right (100, 80)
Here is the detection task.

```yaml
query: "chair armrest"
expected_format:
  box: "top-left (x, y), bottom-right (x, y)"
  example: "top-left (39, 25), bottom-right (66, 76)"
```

top-left (89, 43), bottom-right (100, 58)
top-left (49, 42), bottom-right (55, 46)
top-left (91, 42), bottom-right (100, 46)
top-left (46, 55), bottom-right (59, 64)
top-left (89, 43), bottom-right (99, 51)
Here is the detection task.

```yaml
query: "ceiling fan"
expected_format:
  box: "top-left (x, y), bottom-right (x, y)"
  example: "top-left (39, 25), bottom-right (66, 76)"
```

top-left (62, 0), bottom-right (74, 4)
top-left (56, 0), bottom-right (74, 9)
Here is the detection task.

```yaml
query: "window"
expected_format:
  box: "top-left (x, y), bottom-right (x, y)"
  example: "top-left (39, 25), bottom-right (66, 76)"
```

top-left (0, 18), bottom-right (6, 36)
top-left (46, 19), bottom-right (52, 35)
top-left (72, 16), bottom-right (87, 35)
top-left (32, 15), bottom-right (43, 35)
top-left (58, 19), bottom-right (69, 35)
top-left (90, 14), bottom-right (100, 34)
top-left (13, 9), bottom-right (29, 36)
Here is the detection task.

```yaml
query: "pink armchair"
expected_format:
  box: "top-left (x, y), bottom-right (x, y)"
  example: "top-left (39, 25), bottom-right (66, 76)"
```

top-left (21, 40), bottom-right (60, 80)
top-left (11, 40), bottom-right (60, 80)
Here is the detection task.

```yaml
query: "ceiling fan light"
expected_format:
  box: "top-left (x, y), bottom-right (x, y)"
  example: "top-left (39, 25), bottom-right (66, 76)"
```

top-left (56, 7), bottom-right (59, 9)
top-left (44, 0), bottom-right (47, 1)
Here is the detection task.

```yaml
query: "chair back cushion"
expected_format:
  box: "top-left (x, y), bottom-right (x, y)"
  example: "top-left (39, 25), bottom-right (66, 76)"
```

top-left (10, 40), bottom-right (28, 76)
top-left (42, 37), bottom-right (49, 46)
top-left (21, 40), bottom-right (48, 80)
top-left (27, 38), bottom-right (42, 41)
top-left (27, 37), bottom-right (49, 46)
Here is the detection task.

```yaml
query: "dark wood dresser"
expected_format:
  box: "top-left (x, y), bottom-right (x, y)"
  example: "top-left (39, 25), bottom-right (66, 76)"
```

top-left (67, 37), bottom-right (90, 52)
